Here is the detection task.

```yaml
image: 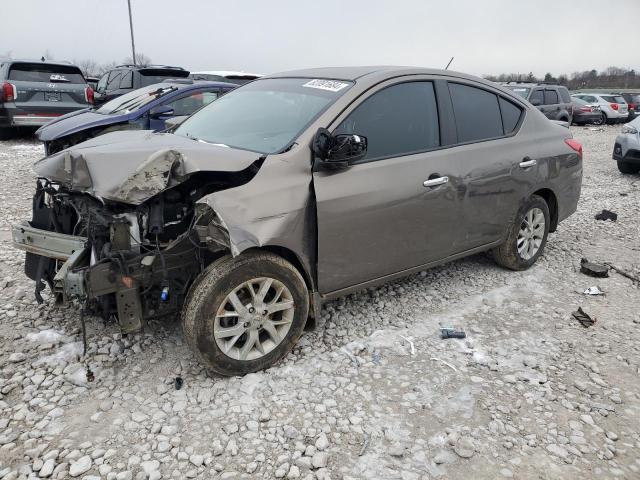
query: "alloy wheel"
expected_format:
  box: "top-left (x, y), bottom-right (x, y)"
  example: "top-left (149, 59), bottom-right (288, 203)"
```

top-left (214, 277), bottom-right (295, 361)
top-left (517, 207), bottom-right (545, 260)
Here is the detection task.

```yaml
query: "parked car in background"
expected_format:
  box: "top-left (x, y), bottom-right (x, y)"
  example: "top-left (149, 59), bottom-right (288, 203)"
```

top-left (94, 64), bottom-right (190, 106)
top-left (189, 71), bottom-right (262, 85)
top-left (571, 93), bottom-right (628, 124)
top-left (0, 60), bottom-right (92, 139)
top-left (612, 117), bottom-right (640, 174)
top-left (85, 76), bottom-right (100, 91)
top-left (618, 92), bottom-right (640, 120)
top-left (571, 97), bottom-right (603, 125)
top-left (12, 66), bottom-right (582, 375)
top-left (502, 82), bottom-right (573, 123)
top-left (37, 80), bottom-right (236, 154)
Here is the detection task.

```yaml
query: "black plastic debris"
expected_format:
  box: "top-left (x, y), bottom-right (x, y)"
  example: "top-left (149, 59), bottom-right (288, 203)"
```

top-left (594, 209), bottom-right (617, 221)
top-left (580, 258), bottom-right (609, 278)
top-left (86, 366), bottom-right (95, 383)
top-left (440, 327), bottom-right (466, 339)
top-left (572, 307), bottom-right (596, 328)
top-left (174, 376), bottom-right (183, 390)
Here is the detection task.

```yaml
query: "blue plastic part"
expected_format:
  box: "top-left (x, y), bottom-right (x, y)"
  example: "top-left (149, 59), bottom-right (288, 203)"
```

top-left (160, 286), bottom-right (169, 302)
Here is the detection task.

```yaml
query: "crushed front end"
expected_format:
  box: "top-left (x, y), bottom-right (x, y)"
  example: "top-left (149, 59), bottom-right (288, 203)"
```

top-left (13, 177), bottom-right (232, 333)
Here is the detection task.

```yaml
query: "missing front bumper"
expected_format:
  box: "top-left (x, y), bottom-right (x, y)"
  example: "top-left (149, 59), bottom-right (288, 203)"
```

top-left (12, 221), bottom-right (87, 260)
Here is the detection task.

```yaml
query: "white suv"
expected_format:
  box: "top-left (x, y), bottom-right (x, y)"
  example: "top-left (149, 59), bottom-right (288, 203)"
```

top-left (571, 93), bottom-right (628, 124)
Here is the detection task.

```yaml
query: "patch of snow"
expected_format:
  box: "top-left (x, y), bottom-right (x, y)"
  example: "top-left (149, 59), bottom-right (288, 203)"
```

top-left (27, 329), bottom-right (67, 344)
top-left (34, 342), bottom-right (83, 367)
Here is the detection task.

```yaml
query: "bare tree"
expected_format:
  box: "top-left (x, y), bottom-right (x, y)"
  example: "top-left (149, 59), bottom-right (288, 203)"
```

top-left (122, 52), bottom-right (152, 67)
top-left (74, 59), bottom-right (101, 78)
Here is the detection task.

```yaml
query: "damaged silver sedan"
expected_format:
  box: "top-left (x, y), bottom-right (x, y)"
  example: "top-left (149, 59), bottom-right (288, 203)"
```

top-left (12, 67), bottom-right (583, 375)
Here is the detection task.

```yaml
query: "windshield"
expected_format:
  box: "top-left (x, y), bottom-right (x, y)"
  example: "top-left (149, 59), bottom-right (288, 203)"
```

top-left (505, 86), bottom-right (531, 99)
top-left (96, 85), bottom-right (178, 114)
top-left (175, 77), bottom-right (353, 154)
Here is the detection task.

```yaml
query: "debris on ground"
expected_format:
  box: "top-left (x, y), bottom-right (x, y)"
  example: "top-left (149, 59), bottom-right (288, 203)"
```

top-left (430, 357), bottom-right (458, 372)
top-left (594, 209), bottom-right (618, 221)
top-left (440, 326), bottom-right (466, 339)
top-left (572, 307), bottom-right (597, 327)
top-left (582, 286), bottom-right (605, 296)
top-left (580, 258), bottom-right (609, 278)
top-left (606, 263), bottom-right (640, 284)
top-left (174, 376), bottom-right (183, 390)
top-left (400, 335), bottom-right (416, 354)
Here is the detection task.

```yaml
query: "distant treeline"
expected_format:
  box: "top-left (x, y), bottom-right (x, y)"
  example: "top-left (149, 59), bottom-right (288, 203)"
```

top-left (484, 67), bottom-right (640, 90)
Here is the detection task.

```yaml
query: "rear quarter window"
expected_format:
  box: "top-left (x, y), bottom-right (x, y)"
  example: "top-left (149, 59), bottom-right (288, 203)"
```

top-left (558, 87), bottom-right (571, 103)
top-left (8, 63), bottom-right (85, 84)
top-left (499, 98), bottom-right (523, 134)
top-left (449, 83), bottom-right (504, 143)
top-left (544, 90), bottom-right (559, 105)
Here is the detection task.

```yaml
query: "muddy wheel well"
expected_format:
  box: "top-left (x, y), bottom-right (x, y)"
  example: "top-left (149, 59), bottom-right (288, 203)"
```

top-left (533, 188), bottom-right (558, 232)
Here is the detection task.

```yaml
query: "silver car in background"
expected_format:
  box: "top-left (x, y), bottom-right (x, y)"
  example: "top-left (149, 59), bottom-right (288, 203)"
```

top-left (613, 116), bottom-right (640, 174)
top-left (571, 93), bottom-right (628, 125)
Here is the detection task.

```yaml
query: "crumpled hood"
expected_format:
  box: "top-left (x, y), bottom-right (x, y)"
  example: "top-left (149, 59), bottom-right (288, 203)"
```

top-left (34, 130), bottom-right (262, 205)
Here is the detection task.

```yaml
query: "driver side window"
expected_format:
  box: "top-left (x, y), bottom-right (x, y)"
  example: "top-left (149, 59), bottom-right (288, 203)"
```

top-left (333, 81), bottom-right (440, 162)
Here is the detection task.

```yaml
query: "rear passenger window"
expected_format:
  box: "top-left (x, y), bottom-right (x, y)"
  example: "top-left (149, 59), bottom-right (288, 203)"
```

top-left (499, 98), bottom-right (522, 134)
top-left (119, 71), bottom-right (133, 89)
top-left (106, 71), bottom-right (123, 91)
top-left (544, 90), bottom-right (559, 105)
top-left (333, 81), bottom-right (440, 161)
top-left (529, 89), bottom-right (544, 105)
top-left (558, 87), bottom-right (571, 103)
top-left (449, 83), bottom-right (503, 142)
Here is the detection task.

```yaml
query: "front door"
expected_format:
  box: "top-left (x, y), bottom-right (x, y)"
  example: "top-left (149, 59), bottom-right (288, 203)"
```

top-left (313, 80), bottom-right (460, 294)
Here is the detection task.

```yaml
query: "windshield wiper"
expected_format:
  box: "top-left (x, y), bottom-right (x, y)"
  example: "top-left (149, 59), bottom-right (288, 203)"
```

top-left (184, 132), bottom-right (199, 141)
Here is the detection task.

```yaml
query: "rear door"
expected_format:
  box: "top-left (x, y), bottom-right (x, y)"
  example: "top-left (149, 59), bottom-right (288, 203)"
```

top-left (529, 88), bottom-right (546, 116)
top-left (543, 89), bottom-right (560, 119)
top-left (7, 63), bottom-right (89, 117)
top-left (444, 81), bottom-right (530, 252)
top-left (313, 79), bottom-right (460, 293)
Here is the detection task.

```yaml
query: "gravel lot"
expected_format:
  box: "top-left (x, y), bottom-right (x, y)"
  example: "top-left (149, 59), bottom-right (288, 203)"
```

top-left (0, 126), bottom-right (638, 480)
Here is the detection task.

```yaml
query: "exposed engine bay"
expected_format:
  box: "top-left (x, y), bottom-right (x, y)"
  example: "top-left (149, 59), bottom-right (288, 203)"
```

top-left (24, 164), bottom-right (259, 333)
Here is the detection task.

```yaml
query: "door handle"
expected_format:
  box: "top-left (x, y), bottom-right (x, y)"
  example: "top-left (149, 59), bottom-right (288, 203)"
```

top-left (519, 158), bottom-right (537, 168)
top-left (423, 176), bottom-right (449, 187)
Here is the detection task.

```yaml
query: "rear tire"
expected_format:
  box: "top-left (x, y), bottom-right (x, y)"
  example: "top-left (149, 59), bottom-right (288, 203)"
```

top-left (182, 252), bottom-right (309, 376)
top-left (592, 113), bottom-right (604, 125)
top-left (493, 195), bottom-right (550, 271)
top-left (617, 160), bottom-right (640, 174)
top-left (0, 127), bottom-right (12, 140)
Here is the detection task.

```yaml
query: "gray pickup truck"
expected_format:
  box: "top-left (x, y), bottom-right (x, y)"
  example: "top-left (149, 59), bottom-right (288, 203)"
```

top-left (0, 60), bottom-right (93, 138)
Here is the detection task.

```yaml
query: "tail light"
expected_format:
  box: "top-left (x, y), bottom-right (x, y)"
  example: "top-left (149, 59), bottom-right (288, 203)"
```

top-left (629, 103), bottom-right (636, 109)
top-left (565, 138), bottom-right (583, 158)
top-left (1, 82), bottom-right (17, 102)
top-left (579, 106), bottom-right (592, 112)
top-left (84, 86), bottom-right (94, 104)
top-left (610, 103), bottom-right (619, 110)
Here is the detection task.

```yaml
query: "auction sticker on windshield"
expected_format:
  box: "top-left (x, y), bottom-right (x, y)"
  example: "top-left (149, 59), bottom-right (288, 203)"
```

top-left (302, 79), bottom-right (350, 92)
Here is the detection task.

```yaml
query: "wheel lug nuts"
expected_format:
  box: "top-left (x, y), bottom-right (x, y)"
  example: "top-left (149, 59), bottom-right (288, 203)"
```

top-left (262, 310), bottom-right (268, 315)
top-left (249, 307), bottom-right (255, 314)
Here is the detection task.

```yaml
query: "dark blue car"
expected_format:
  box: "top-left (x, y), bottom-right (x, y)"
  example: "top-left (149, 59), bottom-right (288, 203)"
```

top-left (36, 80), bottom-right (236, 154)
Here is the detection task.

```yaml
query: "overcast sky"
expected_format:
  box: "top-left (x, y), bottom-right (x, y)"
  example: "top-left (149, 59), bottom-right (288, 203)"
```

top-left (2, 0), bottom-right (638, 77)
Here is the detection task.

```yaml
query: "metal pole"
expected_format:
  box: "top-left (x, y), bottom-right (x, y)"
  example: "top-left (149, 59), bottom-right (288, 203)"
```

top-left (127, 0), bottom-right (137, 65)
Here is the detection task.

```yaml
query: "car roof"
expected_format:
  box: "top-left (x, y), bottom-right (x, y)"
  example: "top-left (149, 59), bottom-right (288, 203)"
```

top-left (147, 80), bottom-right (237, 91)
top-left (2, 59), bottom-right (83, 69)
top-left (191, 71), bottom-right (263, 78)
top-left (265, 66), bottom-right (503, 88)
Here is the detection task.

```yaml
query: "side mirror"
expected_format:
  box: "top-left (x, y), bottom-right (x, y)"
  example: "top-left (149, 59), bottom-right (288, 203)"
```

top-left (312, 128), bottom-right (367, 169)
top-left (165, 115), bottom-right (188, 130)
top-left (149, 105), bottom-right (175, 119)
top-left (530, 98), bottom-right (542, 106)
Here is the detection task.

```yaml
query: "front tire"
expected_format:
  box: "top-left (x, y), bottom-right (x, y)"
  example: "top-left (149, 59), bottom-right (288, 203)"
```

top-left (617, 160), bottom-right (640, 174)
top-left (182, 252), bottom-right (309, 376)
top-left (493, 195), bottom-right (550, 271)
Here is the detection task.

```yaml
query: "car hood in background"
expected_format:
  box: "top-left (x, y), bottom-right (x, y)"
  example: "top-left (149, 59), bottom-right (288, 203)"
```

top-left (35, 109), bottom-right (131, 141)
top-left (33, 130), bottom-right (263, 205)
